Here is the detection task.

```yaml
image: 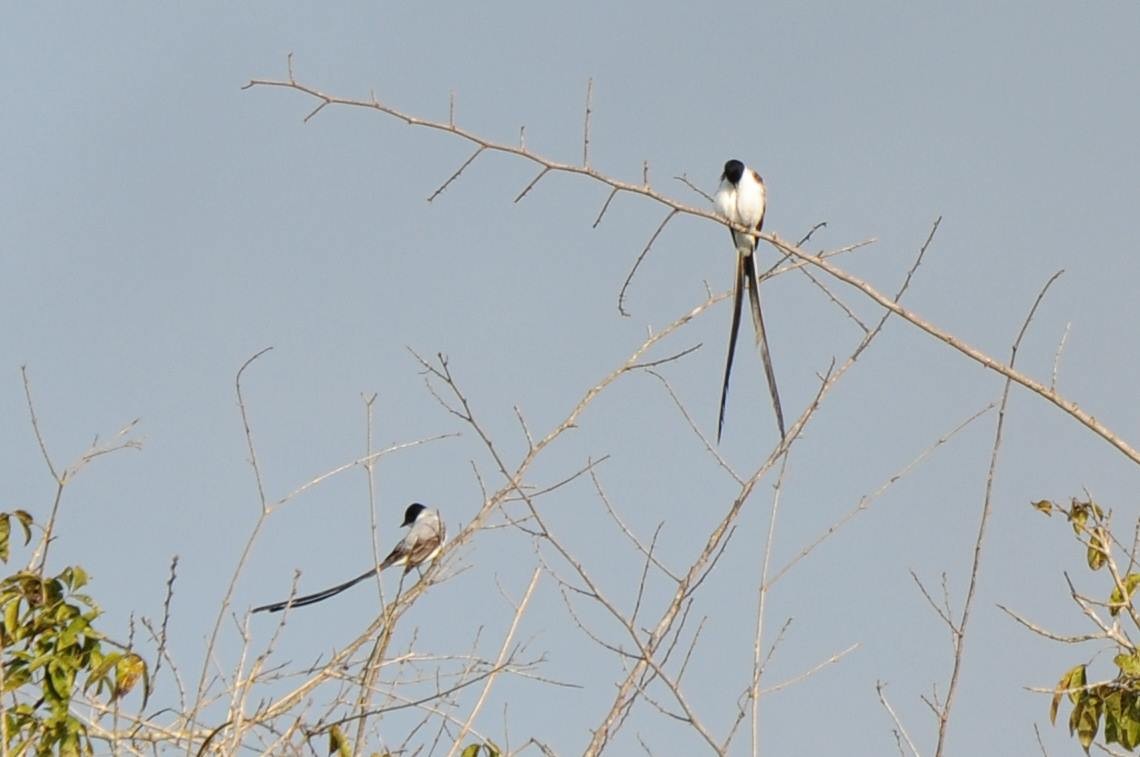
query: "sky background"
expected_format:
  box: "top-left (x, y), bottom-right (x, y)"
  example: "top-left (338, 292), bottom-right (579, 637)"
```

top-left (3, 2), bottom-right (1140, 755)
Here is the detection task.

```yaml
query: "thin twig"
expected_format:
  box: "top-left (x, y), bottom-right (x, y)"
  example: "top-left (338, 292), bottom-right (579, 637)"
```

top-left (582, 78), bottom-right (593, 167)
top-left (618, 209), bottom-right (679, 316)
top-left (934, 270), bottom-right (1064, 757)
top-left (877, 681), bottom-right (922, 757)
top-left (1051, 322), bottom-right (1071, 392)
top-left (448, 567), bottom-right (542, 755)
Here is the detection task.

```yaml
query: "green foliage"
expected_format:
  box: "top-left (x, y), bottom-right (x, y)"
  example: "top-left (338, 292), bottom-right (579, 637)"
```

top-left (325, 724), bottom-right (500, 757)
top-left (328, 725), bottom-right (353, 757)
top-left (1035, 498), bottom-right (1140, 753)
top-left (0, 510), bottom-right (34, 563)
top-left (0, 510), bottom-right (147, 756)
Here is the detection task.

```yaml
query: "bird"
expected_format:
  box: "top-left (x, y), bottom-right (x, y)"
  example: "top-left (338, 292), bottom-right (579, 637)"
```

top-left (714, 158), bottom-right (786, 443)
top-left (252, 502), bottom-right (445, 613)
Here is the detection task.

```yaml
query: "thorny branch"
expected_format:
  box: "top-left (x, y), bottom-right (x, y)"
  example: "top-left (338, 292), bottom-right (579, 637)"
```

top-left (243, 62), bottom-right (1140, 469)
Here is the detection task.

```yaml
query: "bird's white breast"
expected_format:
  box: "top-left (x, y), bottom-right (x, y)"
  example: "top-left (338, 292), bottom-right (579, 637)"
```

top-left (715, 182), bottom-right (738, 223)
top-left (734, 171), bottom-right (766, 229)
top-left (715, 172), bottom-right (765, 228)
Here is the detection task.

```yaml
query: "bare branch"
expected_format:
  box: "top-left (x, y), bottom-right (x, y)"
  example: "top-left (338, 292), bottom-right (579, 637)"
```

top-left (21, 365), bottom-right (60, 485)
top-left (449, 567), bottom-right (542, 755)
top-left (758, 643), bottom-right (859, 695)
top-left (582, 78), bottom-right (593, 167)
top-left (997, 603), bottom-right (1104, 644)
top-left (618, 209), bottom-right (679, 316)
top-left (877, 681), bottom-right (922, 757)
top-left (1051, 321), bottom-right (1071, 392)
top-left (428, 146), bottom-right (486, 201)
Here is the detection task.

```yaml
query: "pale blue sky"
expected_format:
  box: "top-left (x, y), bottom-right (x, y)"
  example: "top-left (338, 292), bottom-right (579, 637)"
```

top-left (3, 3), bottom-right (1140, 754)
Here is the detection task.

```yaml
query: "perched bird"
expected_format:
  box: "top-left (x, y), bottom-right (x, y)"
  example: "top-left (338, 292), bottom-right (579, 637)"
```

top-left (714, 158), bottom-right (786, 442)
top-left (253, 502), bottom-right (445, 613)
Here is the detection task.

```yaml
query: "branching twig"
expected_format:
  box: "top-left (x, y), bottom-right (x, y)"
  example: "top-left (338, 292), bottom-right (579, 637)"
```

top-left (933, 270), bottom-right (1064, 757)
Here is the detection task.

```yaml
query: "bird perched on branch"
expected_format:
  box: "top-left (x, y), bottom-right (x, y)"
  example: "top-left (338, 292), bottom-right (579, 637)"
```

top-left (714, 158), bottom-right (786, 443)
top-left (253, 502), bottom-right (445, 613)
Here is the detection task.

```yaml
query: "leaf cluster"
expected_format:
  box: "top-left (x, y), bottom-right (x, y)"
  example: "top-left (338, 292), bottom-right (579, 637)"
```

top-left (1, 510), bottom-right (147, 756)
top-left (1035, 498), bottom-right (1140, 752)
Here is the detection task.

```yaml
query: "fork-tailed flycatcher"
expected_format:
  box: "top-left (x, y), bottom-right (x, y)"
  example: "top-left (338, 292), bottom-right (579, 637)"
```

top-left (714, 158), bottom-right (786, 443)
top-left (253, 502), bottom-right (445, 613)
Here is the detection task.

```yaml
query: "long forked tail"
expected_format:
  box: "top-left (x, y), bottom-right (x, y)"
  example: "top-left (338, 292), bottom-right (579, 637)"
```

top-left (742, 252), bottom-right (786, 439)
top-left (717, 253), bottom-right (747, 443)
top-left (252, 566), bottom-right (378, 613)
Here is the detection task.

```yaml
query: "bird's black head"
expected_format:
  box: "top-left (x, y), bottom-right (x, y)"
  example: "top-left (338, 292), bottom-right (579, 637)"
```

top-left (722, 159), bottom-right (745, 185)
top-left (401, 502), bottom-right (427, 526)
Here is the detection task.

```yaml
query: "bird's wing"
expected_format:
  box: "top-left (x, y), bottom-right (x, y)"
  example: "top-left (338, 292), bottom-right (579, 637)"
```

top-left (743, 252), bottom-right (786, 439)
top-left (380, 514), bottom-right (444, 573)
top-left (404, 530), bottom-right (443, 568)
top-left (717, 251), bottom-right (748, 443)
top-left (252, 566), bottom-right (379, 613)
top-left (378, 539), bottom-right (411, 571)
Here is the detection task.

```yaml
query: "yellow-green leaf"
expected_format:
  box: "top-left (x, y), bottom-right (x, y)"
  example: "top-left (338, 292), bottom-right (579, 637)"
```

top-left (14, 510), bottom-right (33, 543)
top-left (1071, 693), bottom-right (1101, 751)
top-left (62, 566), bottom-right (89, 592)
top-left (1122, 692), bottom-right (1140, 750)
top-left (4, 596), bottom-right (21, 639)
top-left (1116, 653), bottom-right (1140, 678)
top-left (1105, 689), bottom-right (1124, 746)
top-left (1053, 664), bottom-right (1087, 724)
top-left (113, 653), bottom-right (146, 700)
top-left (84, 652), bottom-right (121, 694)
top-left (461, 745), bottom-right (482, 757)
top-left (1032, 499), bottom-right (1054, 516)
top-left (329, 725), bottom-right (353, 757)
top-left (1070, 501), bottom-right (1089, 534)
top-left (0, 515), bottom-right (10, 563)
top-left (1088, 527), bottom-right (1108, 571)
top-left (1109, 574), bottom-right (1140, 617)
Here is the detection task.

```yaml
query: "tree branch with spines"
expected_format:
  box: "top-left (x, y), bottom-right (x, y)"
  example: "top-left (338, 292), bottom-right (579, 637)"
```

top-left (243, 56), bottom-right (1140, 469)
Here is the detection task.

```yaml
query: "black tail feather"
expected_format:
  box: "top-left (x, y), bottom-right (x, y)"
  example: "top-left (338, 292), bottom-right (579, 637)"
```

top-left (252, 567), bottom-right (378, 613)
top-left (717, 253), bottom-right (747, 443)
top-left (742, 253), bottom-right (786, 438)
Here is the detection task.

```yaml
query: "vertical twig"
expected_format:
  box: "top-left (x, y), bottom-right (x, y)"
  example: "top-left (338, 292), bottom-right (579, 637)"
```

top-left (448, 567), bottom-right (542, 755)
top-left (354, 392), bottom-right (385, 748)
top-left (750, 453), bottom-right (792, 756)
top-left (933, 271), bottom-right (1064, 755)
top-left (582, 78), bottom-right (593, 167)
top-left (187, 346), bottom-right (273, 750)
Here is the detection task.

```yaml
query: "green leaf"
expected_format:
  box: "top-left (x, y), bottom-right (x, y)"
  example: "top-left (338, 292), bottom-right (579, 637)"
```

top-left (2, 664), bottom-right (31, 692)
top-left (461, 746), bottom-right (482, 757)
top-left (1070, 692), bottom-right (1102, 752)
top-left (1031, 499), bottom-right (1054, 516)
top-left (1122, 692), bottom-right (1140, 750)
top-left (0, 514), bottom-right (10, 563)
top-left (84, 653), bottom-right (121, 695)
top-left (1053, 664), bottom-right (1087, 724)
top-left (1088, 527), bottom-right (1109, 571)
top-left (113, 653), bottom-right (145, 701)
top-left (1105, 689), bottom-right (1123, 746)
top-left (1069, 501), bottom-right (1090, 534)
top-left (1109, 574), bottom-right (1140, 617)
top-left (60, 566), bottom-right (88, 592)
top-left (329, 725), bottom-right (353, 757)
top-left (1116, 653), bottom-right (1140, 678)
top-left (14, 510), bottom-right (33, 544)
top-left (4, 595), bottom-right (21, 639)
top-left (57, 616), bottom-right (90, 652)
